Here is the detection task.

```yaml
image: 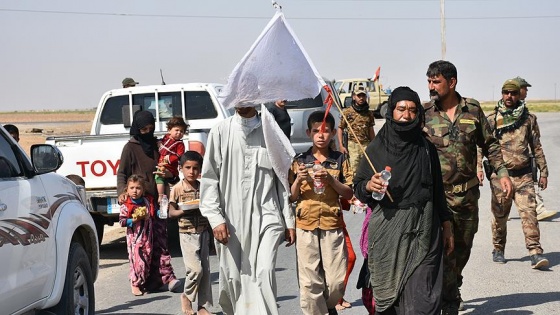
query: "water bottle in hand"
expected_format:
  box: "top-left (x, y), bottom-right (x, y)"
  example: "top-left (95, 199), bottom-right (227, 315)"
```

top-left (159, 195), bottom-right (169, 219)
top-left (312, 161), bottom-right (325, 194)
top-left (372, 166), bottom-right (392, 200)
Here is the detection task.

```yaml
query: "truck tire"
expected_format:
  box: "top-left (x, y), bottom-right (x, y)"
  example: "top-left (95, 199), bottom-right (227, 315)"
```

top-left (48, 242), bottom-right (95, 315)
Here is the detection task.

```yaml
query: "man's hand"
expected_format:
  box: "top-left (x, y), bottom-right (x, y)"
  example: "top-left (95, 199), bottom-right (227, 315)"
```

top-left (499, 176), bottom-right (513, 199)
top-left (339, 147), bottom-right (348, 155)
top-left (285, 228), bottom-right (296, 247)
top-left (539, 177), bottom-right (548, 190)
top-left (213, 223), bottom-right (230, 245)
top-left (477, 171), bottom-right (484, 186)
top-left (118, 192), bottom-right (127, 205)
top-left (442, 221), bottom-right (454, 256)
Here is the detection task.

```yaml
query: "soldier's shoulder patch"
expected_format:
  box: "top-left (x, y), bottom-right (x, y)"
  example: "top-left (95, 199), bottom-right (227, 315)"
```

top-left (464, 98), bottom-right (480, 107)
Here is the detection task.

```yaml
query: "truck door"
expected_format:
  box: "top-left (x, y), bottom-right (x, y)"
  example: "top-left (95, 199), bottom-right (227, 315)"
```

top-left (0, 134), bottom-right (53, 313)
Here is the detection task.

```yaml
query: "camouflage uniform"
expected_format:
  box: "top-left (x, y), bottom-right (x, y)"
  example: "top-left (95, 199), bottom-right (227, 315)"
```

top-left (339, 106), bottom-right (375, 174)
top-left (486, 108), bottom-right (548, 255)
top-left (422, 93), bottom-right (508, 311)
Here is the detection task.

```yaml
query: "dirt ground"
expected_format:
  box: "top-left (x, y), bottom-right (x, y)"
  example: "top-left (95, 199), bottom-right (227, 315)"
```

top-left (1, 111), bottom-right (95, 155)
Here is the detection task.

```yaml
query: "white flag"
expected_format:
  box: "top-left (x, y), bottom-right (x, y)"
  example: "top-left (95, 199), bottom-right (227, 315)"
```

top-left (219, 11), bottom-right (325, 109)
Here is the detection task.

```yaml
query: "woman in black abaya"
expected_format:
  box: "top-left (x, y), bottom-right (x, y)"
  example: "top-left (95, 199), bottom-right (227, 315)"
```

top-left (353, 87), bottom-right (454, 315)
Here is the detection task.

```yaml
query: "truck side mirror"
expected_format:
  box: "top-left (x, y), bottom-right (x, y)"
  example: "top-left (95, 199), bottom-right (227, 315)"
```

top-left (122, 105), bottom-right (141, 128)
top-left (31, 144), bottom-right (64, 174)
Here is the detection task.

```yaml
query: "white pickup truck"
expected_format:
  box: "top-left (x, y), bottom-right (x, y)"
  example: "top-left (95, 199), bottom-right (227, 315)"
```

top-left (0, 125), bottom-right (99, 314)
top-left (45, 83), bottom-right (231, 243)
top-left (46, 82), bottom-right (342, 242)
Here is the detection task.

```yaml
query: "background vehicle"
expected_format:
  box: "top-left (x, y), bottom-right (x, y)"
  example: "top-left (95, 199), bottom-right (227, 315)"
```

top-left (334, 78), bottom-right (390, 118)
top-left (46, 83), bottom-right (229, 243)
top-left (0, 125), bottom-right (99, 315)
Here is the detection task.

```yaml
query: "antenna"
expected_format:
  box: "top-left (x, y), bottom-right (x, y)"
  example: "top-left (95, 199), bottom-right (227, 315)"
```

top-left (160, 69), bottom-right (166, 85)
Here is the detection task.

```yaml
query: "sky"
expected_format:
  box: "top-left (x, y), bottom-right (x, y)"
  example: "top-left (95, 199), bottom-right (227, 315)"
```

top-left (1, 0), bottom-right (559, 111)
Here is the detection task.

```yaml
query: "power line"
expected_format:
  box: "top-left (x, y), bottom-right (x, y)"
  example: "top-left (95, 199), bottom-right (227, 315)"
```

top-left (0, 8), bottom-right (559, 20)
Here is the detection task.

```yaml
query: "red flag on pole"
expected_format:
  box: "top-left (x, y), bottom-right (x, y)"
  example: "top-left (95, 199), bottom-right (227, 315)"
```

top-left (372, 66), bottom-right (381, 82)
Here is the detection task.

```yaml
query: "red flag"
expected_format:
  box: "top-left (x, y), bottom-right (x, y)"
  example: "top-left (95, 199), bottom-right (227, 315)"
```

top-left (320, 84), bottom-right (334, 132)
top-left (372, 66), bottom-right (381, 82)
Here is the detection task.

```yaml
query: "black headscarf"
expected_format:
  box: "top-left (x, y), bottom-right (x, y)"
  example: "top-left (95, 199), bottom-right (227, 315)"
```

top-left (130, 110), bottom-right (157, 158)
top-left (355, 86), bottom-right (431, 208)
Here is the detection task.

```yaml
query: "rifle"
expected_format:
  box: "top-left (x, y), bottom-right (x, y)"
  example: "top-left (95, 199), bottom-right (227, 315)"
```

top-left (482, 160), bottom-right (495, 181)
top-left (530, 154), bottom-right (538, 182)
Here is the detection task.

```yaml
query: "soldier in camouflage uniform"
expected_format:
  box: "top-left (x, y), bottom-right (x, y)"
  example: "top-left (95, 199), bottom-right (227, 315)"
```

top-left (422, 60), bottom-right (513, 315)
top-left (337, 85), bottom-right (376, 174)
top-left (485, 79), bottom-right (549, 270)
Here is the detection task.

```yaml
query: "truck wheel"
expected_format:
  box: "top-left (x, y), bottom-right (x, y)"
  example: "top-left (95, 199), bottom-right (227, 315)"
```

top-left (48, 242), bottom-right (95, 315)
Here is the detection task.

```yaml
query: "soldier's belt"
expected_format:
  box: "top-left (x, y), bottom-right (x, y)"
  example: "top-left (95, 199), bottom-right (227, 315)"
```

top-left (507, 166), bottom-right (532, 178)
top-left (445, 177), bottom-right (480, 194)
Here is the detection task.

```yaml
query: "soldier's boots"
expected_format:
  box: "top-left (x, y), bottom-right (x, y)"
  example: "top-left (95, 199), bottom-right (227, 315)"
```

top-left (492, 250), bottom-right (506, 264)
top-left (536, 209), bottom-right (557, 221)
top-left (531, 254), bottom-right (549, 270)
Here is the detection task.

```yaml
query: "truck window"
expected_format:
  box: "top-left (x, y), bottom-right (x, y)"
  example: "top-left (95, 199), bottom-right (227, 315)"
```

top-left (100, 95), bottom-right (129, 125)
top-left (285, 94), bottom-right (322, 109)
top-left (184, 91), bottom-right (218, 119)
top-left (0, 134), bottom-right (22, 177)
top-left (158, 92), bottom-right (182, 120)
top-left (132, 93), bottom-right (157, 118)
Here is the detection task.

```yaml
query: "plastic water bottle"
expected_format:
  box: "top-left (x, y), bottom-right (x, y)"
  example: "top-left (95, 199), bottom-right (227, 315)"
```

top-left (371, 166), bottom-right (392, 201)
top-left (312, 160), bottom-right (325, 194)
top-left (159, 195), bottom-right (169, 219)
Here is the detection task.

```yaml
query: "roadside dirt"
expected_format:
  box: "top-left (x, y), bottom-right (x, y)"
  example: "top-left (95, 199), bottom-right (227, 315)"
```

top-left (1, 111), bottom-right (95, 155)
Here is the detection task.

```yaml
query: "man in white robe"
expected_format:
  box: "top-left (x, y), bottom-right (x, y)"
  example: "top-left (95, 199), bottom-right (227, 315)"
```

top-left (200, 106), bottom-right (296, 315)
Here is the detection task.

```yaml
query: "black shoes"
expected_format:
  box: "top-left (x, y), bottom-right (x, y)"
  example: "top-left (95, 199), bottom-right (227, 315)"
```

top-left (492, 250), bottom-right (506, 264)
top-left (531, 254), bottom-right (549, 269)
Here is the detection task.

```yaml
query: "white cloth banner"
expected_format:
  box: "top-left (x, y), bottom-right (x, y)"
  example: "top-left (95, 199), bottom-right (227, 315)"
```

top-left (219, 11), bottom-right (325, 109)
top-left (219, 10), bottom-right (328, 192)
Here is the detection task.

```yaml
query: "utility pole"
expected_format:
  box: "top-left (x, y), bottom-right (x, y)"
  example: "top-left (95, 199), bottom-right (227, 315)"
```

top-left (440, 0), bottom-right (446, 60)
top-left (555, 82), bottom-right (557, 102)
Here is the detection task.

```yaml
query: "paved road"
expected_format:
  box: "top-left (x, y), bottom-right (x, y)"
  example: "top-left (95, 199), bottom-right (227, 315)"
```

top-left (94, 113), bottom-right (560, 314)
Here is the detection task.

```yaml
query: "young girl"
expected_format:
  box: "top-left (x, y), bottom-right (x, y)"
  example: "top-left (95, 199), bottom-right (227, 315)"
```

top-left (119, 175), bottom-right (180, 296)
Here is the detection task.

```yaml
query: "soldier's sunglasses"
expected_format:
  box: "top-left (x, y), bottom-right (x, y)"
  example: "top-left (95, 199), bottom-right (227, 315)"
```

top-left (502, 90), bottom-right (519, 96)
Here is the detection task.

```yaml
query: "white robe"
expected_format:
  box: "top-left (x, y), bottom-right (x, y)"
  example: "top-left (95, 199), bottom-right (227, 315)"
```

top-left (200, 113), bottom-right (295, 315)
